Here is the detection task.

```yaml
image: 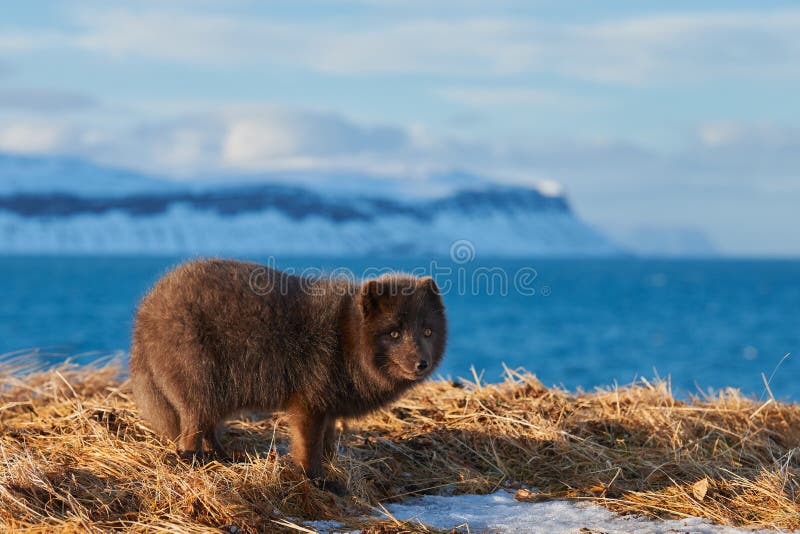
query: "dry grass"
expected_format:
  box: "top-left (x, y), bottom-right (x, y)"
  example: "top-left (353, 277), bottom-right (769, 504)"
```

top-left (1, 354), bottom-right (799, 532)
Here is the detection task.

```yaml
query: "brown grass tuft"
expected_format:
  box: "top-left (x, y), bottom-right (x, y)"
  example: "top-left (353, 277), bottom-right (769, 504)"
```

top-left (1, 355), bottom-right (799, 532)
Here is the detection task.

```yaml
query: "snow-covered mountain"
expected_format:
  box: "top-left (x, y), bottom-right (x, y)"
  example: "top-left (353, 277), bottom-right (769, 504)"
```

top-left (0, 153), bottom-right (621, 256)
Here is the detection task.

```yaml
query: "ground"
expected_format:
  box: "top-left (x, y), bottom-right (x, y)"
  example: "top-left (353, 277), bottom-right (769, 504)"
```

top-left (0, 355), bottom-right (798, 532)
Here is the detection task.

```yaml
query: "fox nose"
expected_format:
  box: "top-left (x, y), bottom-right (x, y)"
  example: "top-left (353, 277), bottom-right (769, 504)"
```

top-left (416, 360), bottom-right (429, 372)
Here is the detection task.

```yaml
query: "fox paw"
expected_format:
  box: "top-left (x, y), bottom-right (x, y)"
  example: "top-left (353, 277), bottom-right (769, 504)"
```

top-left (311, 477), bottom-right (347, 496)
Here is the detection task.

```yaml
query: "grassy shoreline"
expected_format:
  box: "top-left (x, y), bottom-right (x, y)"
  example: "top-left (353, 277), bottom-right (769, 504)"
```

top-left (1, 357), bottom-right (798, 532)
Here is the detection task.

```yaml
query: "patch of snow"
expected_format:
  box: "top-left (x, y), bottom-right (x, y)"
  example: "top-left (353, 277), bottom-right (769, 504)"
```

top-left (383, 490), bottom-right (772, 534)
top-left (304, 519), bottom-right (351, 533)
top-left (535, 179), bottom-right (564, 198)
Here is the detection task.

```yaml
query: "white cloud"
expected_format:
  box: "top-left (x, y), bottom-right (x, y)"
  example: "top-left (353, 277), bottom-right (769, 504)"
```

top-left (223, 118), bottom-right (298, 164)
top-left (697, 122), bottom-right (800, 150)
top-left (0, 122), bottom-right (68, 154)
top-left (0, 107), bottom-right (434, 177)
top-left (217, 108), bottom-right (414, 171)
top-left (72, 10), bottom-right (298, 66)
top-left (698, 123), bottom-right (743, 148)
top-left (5, 8), bottom-right (788, 86)
top-left (3, 104), bottom-right (796, 195)
top-left (438, 87), bottom-right (556, 107)
top-left (60, 7), bottom-right (800, 84)
top-left (565, 12), bottom-right (800, 84)
top-left (0, 32), bottom-right (47, 52)
top-left (305, 19), bottom-right (542, 76)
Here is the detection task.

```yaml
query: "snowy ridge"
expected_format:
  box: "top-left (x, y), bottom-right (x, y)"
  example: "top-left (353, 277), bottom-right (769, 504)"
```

top-left (0, 152), bottom-right (564, 200)
top-left (0, 153), bottom-right (620, 256)
top-left (0, 153), bottom-right (179, 197)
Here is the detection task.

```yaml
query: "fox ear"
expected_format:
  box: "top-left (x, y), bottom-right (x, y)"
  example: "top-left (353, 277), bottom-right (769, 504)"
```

top-left (418, 276), bottom-right (445, 310)
top-left (418, 276), bottom-right (440, 295)
top-left (360, 280), bottom-right (383, 317)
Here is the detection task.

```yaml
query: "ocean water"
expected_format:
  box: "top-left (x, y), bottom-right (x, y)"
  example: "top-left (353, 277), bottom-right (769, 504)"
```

top-left (1, 256), bottom-right (798, 400)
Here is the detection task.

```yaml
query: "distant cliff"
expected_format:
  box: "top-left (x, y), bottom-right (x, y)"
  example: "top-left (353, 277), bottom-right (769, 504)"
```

top-left (0, 153), bottom-right (620, 256)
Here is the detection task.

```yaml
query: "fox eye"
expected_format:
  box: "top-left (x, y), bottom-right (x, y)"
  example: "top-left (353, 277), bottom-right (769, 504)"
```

top-left (389, 330), bottom-right (400, 340)
top-left (423, 327), bottom-right (432, 337)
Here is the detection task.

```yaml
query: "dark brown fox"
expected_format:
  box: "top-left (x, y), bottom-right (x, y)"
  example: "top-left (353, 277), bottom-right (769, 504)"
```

top-left (129, 259), bottom-right (446, 488)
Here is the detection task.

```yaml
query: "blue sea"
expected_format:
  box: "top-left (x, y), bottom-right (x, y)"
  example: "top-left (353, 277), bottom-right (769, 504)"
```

top-left (1, 256), bottom-right (798, 400)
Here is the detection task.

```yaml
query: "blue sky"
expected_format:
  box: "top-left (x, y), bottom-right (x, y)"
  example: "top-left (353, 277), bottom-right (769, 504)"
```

top-left (1, 1), bottom-right (799, 255)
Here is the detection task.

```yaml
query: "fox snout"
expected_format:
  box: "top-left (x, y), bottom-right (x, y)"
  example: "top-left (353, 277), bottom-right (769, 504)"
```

top-left (397, 349), bottom-right (431, 378)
